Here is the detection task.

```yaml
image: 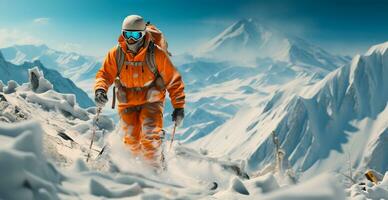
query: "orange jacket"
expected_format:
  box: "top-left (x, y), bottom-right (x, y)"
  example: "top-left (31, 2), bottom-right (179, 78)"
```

top-left (94, 32), bottom-right (185, 112)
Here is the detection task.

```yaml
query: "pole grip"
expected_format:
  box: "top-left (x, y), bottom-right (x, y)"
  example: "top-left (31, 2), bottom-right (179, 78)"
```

top-left (112, 86), bottom-right (116, 109)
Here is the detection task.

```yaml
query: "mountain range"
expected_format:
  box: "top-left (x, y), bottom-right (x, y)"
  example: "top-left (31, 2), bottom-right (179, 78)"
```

top-left (0, 44), bottom-right (102, 82)
top-left (172, 18), bottom-right (352, 143)
top-left (196, 19), bottom-right (351, 69)
top-left (191, 41), bottom-right (388, 178)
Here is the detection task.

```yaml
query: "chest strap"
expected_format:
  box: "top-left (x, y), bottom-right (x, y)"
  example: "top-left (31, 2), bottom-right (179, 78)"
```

top-left (124, 61), bottom-right (143, 67)
top-left (119, 81), bottom-right (156, 92)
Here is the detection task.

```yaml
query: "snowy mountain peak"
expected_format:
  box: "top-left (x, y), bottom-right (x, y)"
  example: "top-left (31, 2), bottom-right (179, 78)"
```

top-left (366, 41), bottom-right (388, 55)
top-left (199, 18), bottom-right (269, 57)
top-left (226, 18), bottom-right (265, 37)
top-left (196, 18), bottom-right (349, 70)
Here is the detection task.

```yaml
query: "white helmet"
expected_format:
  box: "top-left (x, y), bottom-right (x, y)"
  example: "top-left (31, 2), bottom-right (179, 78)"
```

top-left (122, 15), bottom-right (146, 31)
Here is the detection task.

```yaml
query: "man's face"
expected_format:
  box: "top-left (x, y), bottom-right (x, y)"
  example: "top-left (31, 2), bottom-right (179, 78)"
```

top-left (126, 38), bottom-right (137, 44)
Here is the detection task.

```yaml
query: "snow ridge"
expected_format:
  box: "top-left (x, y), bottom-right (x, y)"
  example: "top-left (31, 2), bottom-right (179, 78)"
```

top-left (0, 51), bottom-right (94, 108)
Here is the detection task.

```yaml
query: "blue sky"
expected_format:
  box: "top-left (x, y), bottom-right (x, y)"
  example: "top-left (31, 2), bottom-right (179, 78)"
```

top-left (0, 0), bottom-right (387, 57)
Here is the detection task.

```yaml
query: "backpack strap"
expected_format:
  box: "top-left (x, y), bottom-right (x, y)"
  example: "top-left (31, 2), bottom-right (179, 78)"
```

top-left (145, 41), bottom-right (160, 78)
top-left (115, 44), bottom-right (126, 78)
top-left (146, 41), bottom-right (166, 90)
top-left (112, 45), bottom-right (126, 109)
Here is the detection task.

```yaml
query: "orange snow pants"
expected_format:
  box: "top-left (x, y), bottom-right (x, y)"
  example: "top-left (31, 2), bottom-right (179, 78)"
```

top-left (119, 102), bottom-right (164, 166)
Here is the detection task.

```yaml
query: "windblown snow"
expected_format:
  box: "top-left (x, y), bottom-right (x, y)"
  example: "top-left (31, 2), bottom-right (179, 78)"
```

top-left (0, 18), bottom-right (387, 199)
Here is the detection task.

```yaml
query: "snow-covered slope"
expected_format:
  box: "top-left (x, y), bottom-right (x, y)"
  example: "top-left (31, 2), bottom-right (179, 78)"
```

top-left (172, 51), bottom-right (325, 142)
top-left (0, 51), bottom-right (94, 108)
top-left (0, 66), bottom-right (352, 199)
top-left (196, 18), bottom-right (349, 70)
top-left (192, 41), bottom-right (388, 179)
top-left (0, 66), bottom-right (114, 165)
top-left (0, 44), bottom-right (102, 82)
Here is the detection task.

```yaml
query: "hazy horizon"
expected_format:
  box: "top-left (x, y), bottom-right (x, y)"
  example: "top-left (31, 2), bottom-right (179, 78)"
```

top-left (1, 0), bottom-right (387, 58)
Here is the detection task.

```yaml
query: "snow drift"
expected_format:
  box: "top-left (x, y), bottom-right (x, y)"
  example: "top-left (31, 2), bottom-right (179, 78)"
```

top-left (0, 121), bottom-right (62, 200)
top-left (0, 120), bottom-right (347, 200)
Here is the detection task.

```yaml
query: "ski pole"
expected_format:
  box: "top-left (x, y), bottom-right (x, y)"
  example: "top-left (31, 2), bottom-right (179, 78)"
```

top-left (86, 106), bottom-right (102, 162)
top-left (169, 121), bottom-right (177, 151)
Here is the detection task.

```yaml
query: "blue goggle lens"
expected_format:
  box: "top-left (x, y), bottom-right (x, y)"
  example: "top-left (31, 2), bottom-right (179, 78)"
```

top-left (123, 31), bottom-right (143, 40)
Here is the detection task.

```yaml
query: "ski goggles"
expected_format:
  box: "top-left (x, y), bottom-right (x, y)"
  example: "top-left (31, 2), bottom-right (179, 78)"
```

top-left (122, 30), bottom-right (145, 41)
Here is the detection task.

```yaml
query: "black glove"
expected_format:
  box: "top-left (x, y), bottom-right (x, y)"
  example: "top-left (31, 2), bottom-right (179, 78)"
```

top-left (95, 89), bottom-right (108, 107)
top-left (171, 108), bottom-right (184, 126)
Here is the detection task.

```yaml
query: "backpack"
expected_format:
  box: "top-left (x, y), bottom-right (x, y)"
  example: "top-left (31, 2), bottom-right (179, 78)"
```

top-left (111, 23), bottom-right (170, 109)
top-left (145, 23), bottom-right (171, 56)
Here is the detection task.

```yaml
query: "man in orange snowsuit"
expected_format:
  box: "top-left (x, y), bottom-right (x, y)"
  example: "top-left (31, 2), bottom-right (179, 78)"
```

top-left (94, 15), bottom-right (185, 168)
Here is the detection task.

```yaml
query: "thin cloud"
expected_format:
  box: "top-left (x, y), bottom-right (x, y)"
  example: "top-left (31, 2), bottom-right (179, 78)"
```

top-left (58, 42), bottom-right (83, 53)
top-left (201, 18), bottom-right (235, 27)
top-left (33, 18), bottom-right (50, 25)
top-left (0, 28), bottom-right (43, 48)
